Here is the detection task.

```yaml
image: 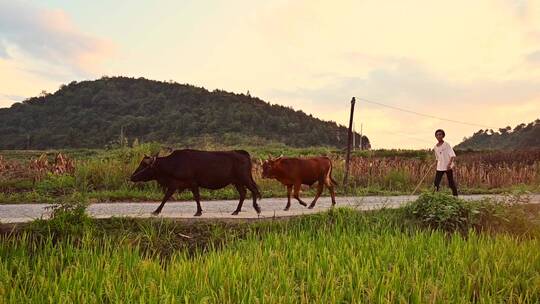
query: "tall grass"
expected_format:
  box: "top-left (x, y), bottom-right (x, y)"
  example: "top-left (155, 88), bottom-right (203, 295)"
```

top-left (348, 152), bottom-right (540, 191)
top-left (1, 207), bottom-right (539, 303)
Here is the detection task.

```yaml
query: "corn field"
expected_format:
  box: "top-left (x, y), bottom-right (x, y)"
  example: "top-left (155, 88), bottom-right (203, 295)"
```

top-left (0, 153), bottom-right (74, 181)
top-left (346, 150), bottom-right (540, 190)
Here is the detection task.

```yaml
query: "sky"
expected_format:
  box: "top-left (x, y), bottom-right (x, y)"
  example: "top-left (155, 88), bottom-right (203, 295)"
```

top-left (1, 0), bottom-right (539, 149)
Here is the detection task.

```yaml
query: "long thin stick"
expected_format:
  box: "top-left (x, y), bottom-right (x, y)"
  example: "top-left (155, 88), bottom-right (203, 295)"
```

top-left (410, 162), bottom-right (435, 195)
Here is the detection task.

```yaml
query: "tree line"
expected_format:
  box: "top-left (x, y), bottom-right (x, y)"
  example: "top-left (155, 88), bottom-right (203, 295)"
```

top-left (0, 76), bottom-right (371, 149)
top-left (456, 119), bottom-right (540, 150)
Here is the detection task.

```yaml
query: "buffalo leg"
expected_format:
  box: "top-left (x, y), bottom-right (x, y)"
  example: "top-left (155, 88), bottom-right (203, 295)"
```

top-left (152, 187), bottom-right (176, 215)
top-left (308, 182), bottom-right (324, 209)
top-left (244, 174), bottom-right (261, 213)
top-left (293, 183), bottom-right (308, 206)
top-left (191, 187), bottom-right (203, 216)
top-left (232, 184), bottom-right (247, 215)
top-left (284, 185), bottom-right (293, 211)
top-left (245, 183), bottom-right (261, 214)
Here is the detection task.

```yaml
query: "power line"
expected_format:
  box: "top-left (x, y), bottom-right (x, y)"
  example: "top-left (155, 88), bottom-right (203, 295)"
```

top-left (376, 129), bottom-right (438, 145)
top-left (356, 97), bottom-right (494, 129)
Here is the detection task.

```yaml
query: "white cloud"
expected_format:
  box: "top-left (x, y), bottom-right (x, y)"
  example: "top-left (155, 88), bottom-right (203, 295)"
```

top-left (527, 50), bottom-right (540, 63)
top-left (0, 93), bottom-right (25, 108)
top-left (0, 1), bottom-right (115, 108)
top-left (0, 1), bottom-right (114, 76)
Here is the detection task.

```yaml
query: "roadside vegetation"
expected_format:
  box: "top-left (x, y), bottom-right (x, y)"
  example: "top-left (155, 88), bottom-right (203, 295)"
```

top-left (1, 144), bottom-right (539, 204)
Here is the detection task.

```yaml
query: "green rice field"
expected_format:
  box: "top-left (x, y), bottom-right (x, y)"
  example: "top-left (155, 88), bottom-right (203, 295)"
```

top-left (1, 194), bottom-right (539, 303)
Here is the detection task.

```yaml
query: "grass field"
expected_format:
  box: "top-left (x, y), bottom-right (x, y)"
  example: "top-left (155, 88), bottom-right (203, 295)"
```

top-left (1, 193), bottom-right (539, 303)
top-left (1, 143), bottom-right (539, 204)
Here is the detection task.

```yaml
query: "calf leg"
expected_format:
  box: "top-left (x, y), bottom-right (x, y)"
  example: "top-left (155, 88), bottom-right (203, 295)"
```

top-left (293, 183), bottom-right (308, 206)
top-left (191, 187), bottom-right (203, 216)
top-left (308, 182), bottom-right (324, 209)
top-left (232, 184), bottom-right (247, 215)
top-left (328, 184), bottom-right (337, 206)
top-left (152, 187), bottom-right (176, 215)
top-left (284, 185), bottom-right (293, 211)
top-left (324, 177), bottom-right (337, 206)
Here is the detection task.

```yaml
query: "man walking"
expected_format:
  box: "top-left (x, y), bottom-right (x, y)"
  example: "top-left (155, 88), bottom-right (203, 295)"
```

top-left (433, 129), bottom-right (458, 196)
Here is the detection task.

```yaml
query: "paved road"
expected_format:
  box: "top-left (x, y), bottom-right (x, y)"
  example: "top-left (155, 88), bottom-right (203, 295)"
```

top-left (1, 194), bottom-right (539, 224)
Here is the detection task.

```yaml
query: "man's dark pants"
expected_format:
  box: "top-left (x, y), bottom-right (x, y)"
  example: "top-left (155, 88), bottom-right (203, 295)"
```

top-left (434, 170), bottom-right (458, 196)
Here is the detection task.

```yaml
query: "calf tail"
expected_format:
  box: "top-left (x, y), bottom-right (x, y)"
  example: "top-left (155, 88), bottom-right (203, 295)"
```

top-left (327, 162), bottom-right (338, 186)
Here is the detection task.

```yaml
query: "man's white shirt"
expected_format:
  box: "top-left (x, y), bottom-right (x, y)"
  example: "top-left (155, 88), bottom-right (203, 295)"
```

top-left (434, 142), bottom-right (456, 171)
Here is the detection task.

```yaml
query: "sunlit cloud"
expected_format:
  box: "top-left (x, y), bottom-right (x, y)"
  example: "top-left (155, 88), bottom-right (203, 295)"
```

top-left (527, 50), bottom-right (540, 63)
top-left (0, 93), bottom-right (25, 108)
top-left (0, 1), bottom-right (114, 75)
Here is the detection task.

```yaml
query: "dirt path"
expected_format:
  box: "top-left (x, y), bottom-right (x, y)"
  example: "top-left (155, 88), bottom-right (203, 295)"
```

top-left (1, 194), bottom-right (539, 224)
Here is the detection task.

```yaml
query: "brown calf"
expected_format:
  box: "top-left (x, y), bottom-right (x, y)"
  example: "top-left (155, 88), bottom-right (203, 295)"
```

top-left (261, 156), bottom-right (337, 210)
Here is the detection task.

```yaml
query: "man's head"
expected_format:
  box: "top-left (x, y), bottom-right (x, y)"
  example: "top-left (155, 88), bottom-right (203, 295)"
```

top-left (130, 154), bottom-right (158, 182)
top-left (435, 129), bottom-right (445, 142)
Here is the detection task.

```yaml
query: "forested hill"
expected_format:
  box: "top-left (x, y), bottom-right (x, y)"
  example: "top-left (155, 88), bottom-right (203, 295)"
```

top-left (0, 77), bottom-right (369, 149)
top-left (456, 119), bottom-right (540, 150)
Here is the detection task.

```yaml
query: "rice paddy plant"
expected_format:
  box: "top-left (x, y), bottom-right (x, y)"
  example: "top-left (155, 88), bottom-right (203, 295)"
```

top-left (1, 208), bottom-right (539, 303)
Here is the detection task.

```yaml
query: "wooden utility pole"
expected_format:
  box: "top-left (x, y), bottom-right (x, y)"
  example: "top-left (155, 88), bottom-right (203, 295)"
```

top-left (359, 123), bottom-right (363, 150)
top-left (352, 123), bottom-right (355, 151)
top-left (343, 97), bottom-right (356, 185)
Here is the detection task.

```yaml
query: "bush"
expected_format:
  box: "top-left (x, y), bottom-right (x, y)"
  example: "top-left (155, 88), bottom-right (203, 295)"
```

top-left (36, 173), bottom-right (75, 195)
top-left (405, 192), bottom-right (478, 233)
top-left (0, 178), bottom-right (34, 193)
top-left (28, 192), bottom-right (92, 238)
top-left (471, 192), bottom-right (540, 237)
top-left (405, 192), bottom-right (540, 236)
top-left (383, 169), bottom-right (410, 191)
top-left (74, 143), bottom-right (161, 192)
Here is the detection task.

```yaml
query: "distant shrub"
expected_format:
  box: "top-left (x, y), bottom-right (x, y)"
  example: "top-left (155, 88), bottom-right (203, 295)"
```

top-left (405, 192), bottom-right (540, 237)
top-left (0, 178), bottom-right (34, 193)
top-left (36, 173), bottom-right (76, 195)
top-left (384, 169), bottom-right (410, 191)
top-left (405, 192), bottom-right (474, 232)
top-left (471, 192), bottom-right (540, 237)
top-left (29, 193), bottom-right (92, 238)
top-left (74, 143), bottom-right (162, 192)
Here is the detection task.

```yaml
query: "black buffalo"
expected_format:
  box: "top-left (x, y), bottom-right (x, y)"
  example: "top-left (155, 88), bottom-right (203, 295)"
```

top-left (130, 149), bottom-right (261, 216)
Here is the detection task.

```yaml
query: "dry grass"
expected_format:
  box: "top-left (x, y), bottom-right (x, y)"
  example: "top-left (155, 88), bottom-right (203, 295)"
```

top-left (347, 150), bottom-right (540, 190)
top-left (0, 153), bottom-right (75, 182)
